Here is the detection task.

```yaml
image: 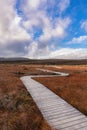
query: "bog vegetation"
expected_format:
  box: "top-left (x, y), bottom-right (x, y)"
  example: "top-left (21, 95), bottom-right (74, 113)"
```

top-left (0, 64), bottom-right (51, 130)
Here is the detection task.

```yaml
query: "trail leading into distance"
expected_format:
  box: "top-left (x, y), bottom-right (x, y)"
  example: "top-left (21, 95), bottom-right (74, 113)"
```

top-left (21, 69), bottom-right (87, 130)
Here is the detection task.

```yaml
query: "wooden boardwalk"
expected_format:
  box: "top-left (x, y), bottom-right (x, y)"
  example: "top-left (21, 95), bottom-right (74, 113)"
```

top-left (21, 72), bottom-right (87, 130)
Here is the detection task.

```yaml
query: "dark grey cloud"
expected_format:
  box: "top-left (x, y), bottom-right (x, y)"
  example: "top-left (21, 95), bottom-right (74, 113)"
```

top-left (6, 41), bottom-right (30, 53)
top-left (0, 40), bottom-right (31, 57)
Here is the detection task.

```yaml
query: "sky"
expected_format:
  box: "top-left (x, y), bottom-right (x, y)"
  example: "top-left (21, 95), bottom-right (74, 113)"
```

top-left (0, 0), bottom-right (87, 59)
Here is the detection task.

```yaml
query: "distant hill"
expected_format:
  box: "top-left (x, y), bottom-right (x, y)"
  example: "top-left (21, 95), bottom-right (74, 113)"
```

top-left (0, 57), bottom-right (29, 62)
top-left (0, 57), bottom-right (87, 65)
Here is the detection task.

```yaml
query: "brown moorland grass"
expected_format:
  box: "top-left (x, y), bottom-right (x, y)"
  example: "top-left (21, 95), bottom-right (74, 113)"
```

top-left (0, 64), bottom-right (52, 130)
top-left (34, 65), bottom-right (87, 115)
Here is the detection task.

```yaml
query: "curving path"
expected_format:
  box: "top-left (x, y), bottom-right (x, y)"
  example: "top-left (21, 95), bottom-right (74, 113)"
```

top-left (21, 69), bottom-right (87, 130)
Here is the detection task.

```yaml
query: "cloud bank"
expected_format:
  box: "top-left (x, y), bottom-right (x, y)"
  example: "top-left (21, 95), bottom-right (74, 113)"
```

top-left (68, 36), bottom-right (87, 44)
top-left (49, 48), bottom-right (87, 59)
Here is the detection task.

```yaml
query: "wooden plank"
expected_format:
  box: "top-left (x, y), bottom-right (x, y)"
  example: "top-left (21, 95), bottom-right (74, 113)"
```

top-left (21, 72), bottom-right (87, 130)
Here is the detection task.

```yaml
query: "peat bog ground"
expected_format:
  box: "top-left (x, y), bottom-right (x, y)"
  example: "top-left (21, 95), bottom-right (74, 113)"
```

top-left (0, 64), bottom-right (51, 130)
top-left (34, 65), bottom-right (87, 115)
top-left (0, 63), bottom-right (87, 130)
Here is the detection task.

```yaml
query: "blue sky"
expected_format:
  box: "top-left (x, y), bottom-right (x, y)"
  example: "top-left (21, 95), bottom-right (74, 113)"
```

top-left (0, 0), bottom-right (87, 59)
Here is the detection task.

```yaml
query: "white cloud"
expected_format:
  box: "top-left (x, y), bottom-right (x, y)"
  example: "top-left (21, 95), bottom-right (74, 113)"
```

top-left (0, 0), bottom-right (32, 58)
top-left (0, 0), bottom-right (31, 46)
top-left (58, 0), bottom-right (70, 13)
top-left (68, 36), bottom-right (87, 44)
top-left (27, 0), bottom-right (40, 9)
top-left (0, 0), bottom-right (71, 58)
top-left (39, 17), bottom-right (71, 42)
top-left (20, 0), bottom-right (71, 59)
top-left (49, 48), bottom-right (87, 59)
top-left (25, 47), bottom-right (87, 59)
top-left (81, 20), bottom-right (87, 32)
top-left (21, 0), bottom-right (71, 42)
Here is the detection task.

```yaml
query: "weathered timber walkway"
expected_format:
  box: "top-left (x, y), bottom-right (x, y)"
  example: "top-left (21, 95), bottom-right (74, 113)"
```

top-left (21, 70), bottom-right (87, 130)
